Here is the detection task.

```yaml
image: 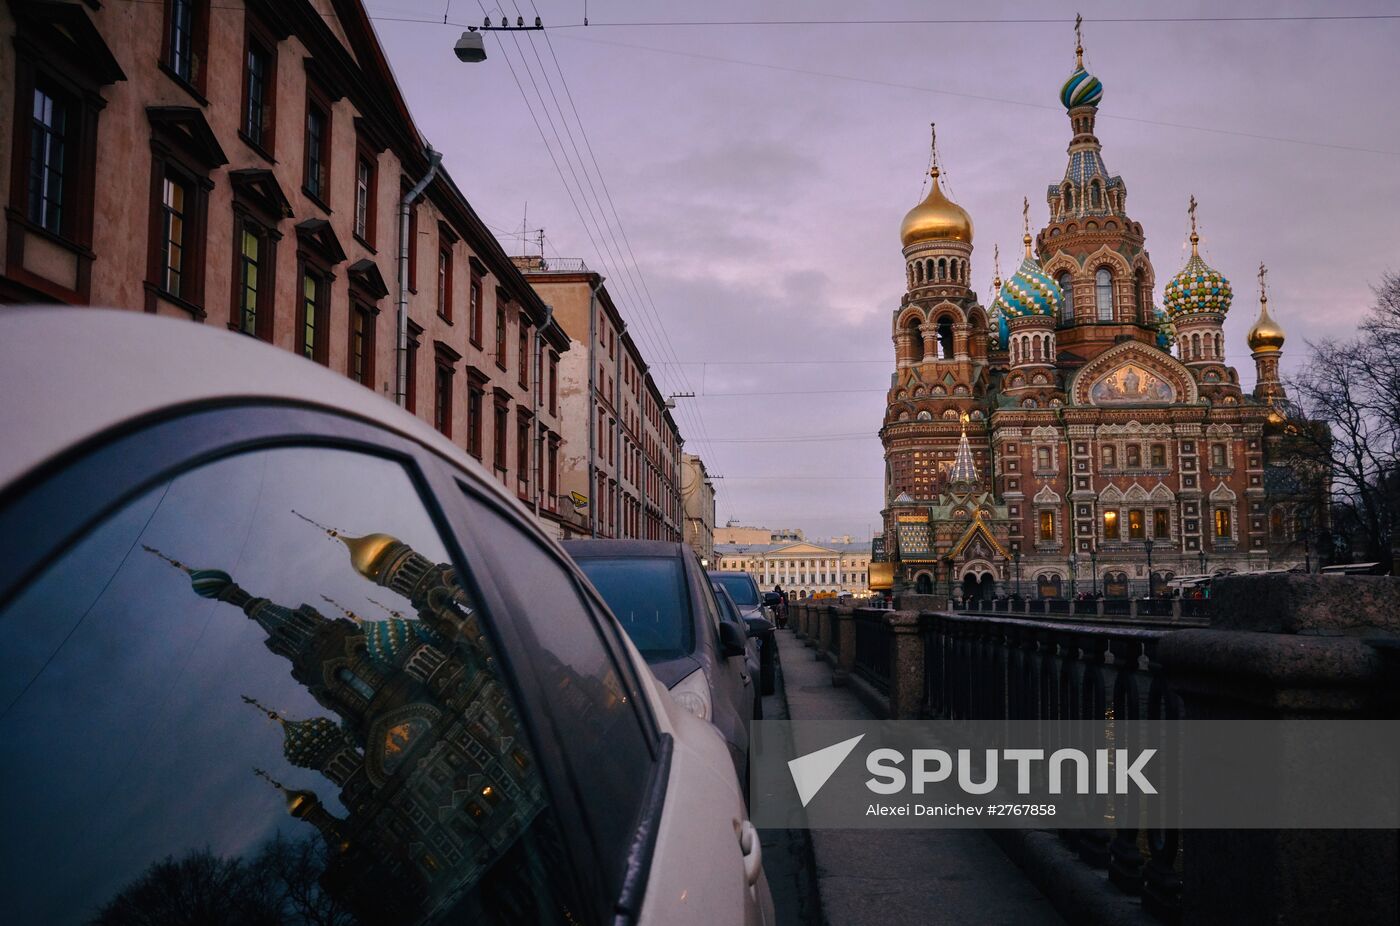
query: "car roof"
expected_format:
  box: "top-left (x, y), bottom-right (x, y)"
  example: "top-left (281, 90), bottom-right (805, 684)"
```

top-left (562, 539), bottom-right (689, 558)
top-left (0, 309), bottom-right (513, 507)
top-left (707, 570), bottom-right (754, 578)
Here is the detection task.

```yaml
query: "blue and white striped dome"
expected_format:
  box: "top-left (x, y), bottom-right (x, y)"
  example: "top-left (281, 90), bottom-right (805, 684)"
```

top-left (1060, 66), bottom-right (1103, 110)
top-left (994, 257), bottom-right (1063, 319)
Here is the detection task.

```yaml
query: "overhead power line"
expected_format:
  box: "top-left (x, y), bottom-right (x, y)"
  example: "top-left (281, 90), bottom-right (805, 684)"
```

top-left (550, 14), bottom-right (1400, 27)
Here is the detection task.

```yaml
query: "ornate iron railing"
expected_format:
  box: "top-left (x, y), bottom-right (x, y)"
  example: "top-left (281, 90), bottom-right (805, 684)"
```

top-left (852, 608), bottom-right (893, 695)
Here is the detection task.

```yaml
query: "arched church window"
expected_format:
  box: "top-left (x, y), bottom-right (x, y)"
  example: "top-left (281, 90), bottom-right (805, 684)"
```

top-left (925, 259), bottom-right (934, 282)
top-left (1058, 273), bottom-right (1074, 322)
top-left (938, 258), bottom-right (948, 281)
top-left (1134, 269), bottom-right (1146, 322)
top-left (937, 317), bottom-right (955, 360)
top-left (1095, 268), bottom-right (1113, 321)
top-left (1214, 332), bottom-right (1223, 358)
top-left (1063, 184), bottom-right (1074, 213)
top-left (1091, 182), bottom-right (1102, 208)
top-left (1192, 333), bottom-right (1202, 359)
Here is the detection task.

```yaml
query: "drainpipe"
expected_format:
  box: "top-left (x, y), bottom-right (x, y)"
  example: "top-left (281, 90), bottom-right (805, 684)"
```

top-left (586, 278), bottom-right (604, 537)
top-left (396, 145), bottom-right (443, 408)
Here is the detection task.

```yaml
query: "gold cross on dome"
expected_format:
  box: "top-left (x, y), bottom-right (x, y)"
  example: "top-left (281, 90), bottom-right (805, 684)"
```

top-left (1258, 262), bottom-right (1268, 298)
top-left (1075, 13), bottom-right (1084, 66)
top-left (929, 122), bottom-right (939, 177)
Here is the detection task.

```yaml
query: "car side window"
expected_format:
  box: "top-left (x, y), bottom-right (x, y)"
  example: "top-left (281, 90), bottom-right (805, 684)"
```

top-left (0, 446), bottom-right (587, 925)
top-left (460, 495), bottom-right (654, 897)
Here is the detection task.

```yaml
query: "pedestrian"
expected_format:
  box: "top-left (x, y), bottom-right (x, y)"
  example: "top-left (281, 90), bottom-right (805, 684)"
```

top-left (774, 585), bottom-right (789, 628)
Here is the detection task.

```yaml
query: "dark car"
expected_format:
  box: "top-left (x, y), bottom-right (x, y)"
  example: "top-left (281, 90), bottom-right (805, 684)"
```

top-left (564, 540), bottom-right (755, 778)
top-left (0, 309), bottom-right (774, 926)
top-left (710, 571), bottom-right (777, 695)
top-left (711, 582), bottom-right (767, 719)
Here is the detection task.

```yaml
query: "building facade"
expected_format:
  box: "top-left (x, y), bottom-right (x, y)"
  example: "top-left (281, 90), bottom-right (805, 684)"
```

top-left (0, 0), bottom-right (571, 533)
top-left (714, 524), bottom-right (805, 546)
top-left (880, 28), bottom-right (1319, 601)
top-left (514, 258), bottom-right (683, 541)
top-left (716, 540), bottom-right (872, 599)
top-left (682, 452), bottom-right (716, 565)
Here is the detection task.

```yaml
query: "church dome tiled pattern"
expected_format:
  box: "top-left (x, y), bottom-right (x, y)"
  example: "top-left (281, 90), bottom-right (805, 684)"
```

top-left (1060, 66), bottom-right (1103, 109)
top-left (994, 257), bottom-right (1063, 319)
top-left (363, 617), bottom-right (443, 669)
top-left (282, 716), bottom-right (346, 769)
top-left (1164, 253), bottom-right (1232, 319)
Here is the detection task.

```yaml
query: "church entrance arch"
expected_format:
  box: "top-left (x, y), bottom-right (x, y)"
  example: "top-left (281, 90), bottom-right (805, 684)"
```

top-left (1036, 573), bottom-right (1063, 599)
top-left (914, 572), bottom-right (934, 595)
top-left (961, 568), bottom-right (996, 603)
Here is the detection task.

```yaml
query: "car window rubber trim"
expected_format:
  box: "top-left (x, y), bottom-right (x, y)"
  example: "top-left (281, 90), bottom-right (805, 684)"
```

top-left (612, 731), bottom-right (673, 926)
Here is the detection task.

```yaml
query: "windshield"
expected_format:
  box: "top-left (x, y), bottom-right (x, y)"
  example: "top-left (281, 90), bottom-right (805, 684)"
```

top-left (576, 556), bottom-right (694, 660)
top-left (712, 573), bottom-right (759, 607)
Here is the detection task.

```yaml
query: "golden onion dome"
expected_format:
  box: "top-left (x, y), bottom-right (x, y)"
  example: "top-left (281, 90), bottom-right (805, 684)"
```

top-left (900, 168), bottom-right (974, 247)
top-left (338, 532), bottom-right (400, 579)
top-left (285, 788), bottom-right (320, 818)
top-left (1247, 296), bottom-right (1285, 353)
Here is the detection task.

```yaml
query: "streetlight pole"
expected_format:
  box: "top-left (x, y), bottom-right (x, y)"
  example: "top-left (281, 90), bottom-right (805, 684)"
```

top-left (1198, 548), bottom-right (1207, 576)
top-left (1090, 545), bottom-right (1098, 596)
top-left (1014, 550), bottom-right (1022, 599)
top-left (1068, 552), bottom-right (1078, 599)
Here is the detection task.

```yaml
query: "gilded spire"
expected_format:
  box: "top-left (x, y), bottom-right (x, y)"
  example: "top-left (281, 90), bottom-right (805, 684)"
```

top-left (929, 121), bottom-right (939, 180)
top-left (293, 509), bottom-right (401, 580)
top-left (1022, 197), bottom-right (1033, 257)
top-left (242, 694), bottom-right (284, 724)
top-left (992, 244), bottom-right (1002, 289)
top-left (1247, 261), bottom-right (1286, 353)
top-left (320, 595), bottom-right (365, 624)
top-left (1075, 13), bottom-right (1084, 68)
top-left (367, 597), bottom-right (406, 620)
top-left (142, 545), bottom-right (190, 573)
top-left (1188, 194), bottom-right (1200, 256)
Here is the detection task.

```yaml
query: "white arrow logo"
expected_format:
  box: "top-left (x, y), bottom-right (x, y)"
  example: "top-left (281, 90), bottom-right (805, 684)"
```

top-left (788, 734), bottom-right (865, 807)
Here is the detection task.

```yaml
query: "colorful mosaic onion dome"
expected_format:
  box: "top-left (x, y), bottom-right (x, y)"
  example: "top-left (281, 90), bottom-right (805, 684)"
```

top-left (900, 167), bottom-right (974, 247)
top-left (1247, 294), bottom-right (1285, 353)
top-left (1060, 66), bottom-right (1103, 110)
top-left (363, 618), bottom-right (445, 669)
top-left (189, 568), bottom-right (235, 599)
top-left (994, 256), bottom-right (1063, 319)
top-left (1164, 252), bottom-right (1232, 319)
top-left (282, 715), bottom-right (347, 769)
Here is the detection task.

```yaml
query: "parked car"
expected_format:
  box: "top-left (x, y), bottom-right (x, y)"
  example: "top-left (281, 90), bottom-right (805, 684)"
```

top-left (0, 309), bottom-right (773, 926)
top-left (711, 582), bottom-right (766, 719)
top-left (710, 570), bottom-right (777, 695)
top-left (564, 540), bottom-right (755, 779)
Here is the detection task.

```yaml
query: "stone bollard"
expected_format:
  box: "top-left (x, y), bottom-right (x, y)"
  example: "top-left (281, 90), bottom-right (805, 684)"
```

top-left (885, 610), bottom-right (926, 720)
top-left (832, 603), bottom-right (856, 686)
top-left (1157, 574), bottom-right (1400, 925)
top-left (817, 604), bottom-right (836, 662)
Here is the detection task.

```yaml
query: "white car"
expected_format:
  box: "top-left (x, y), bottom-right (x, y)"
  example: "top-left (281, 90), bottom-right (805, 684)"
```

top-left (0, 308), bottom-right (773, 926)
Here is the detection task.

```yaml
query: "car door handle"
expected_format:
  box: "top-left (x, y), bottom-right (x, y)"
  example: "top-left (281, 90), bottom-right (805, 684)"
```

top-left (738, 820), bottom-right (763, 886)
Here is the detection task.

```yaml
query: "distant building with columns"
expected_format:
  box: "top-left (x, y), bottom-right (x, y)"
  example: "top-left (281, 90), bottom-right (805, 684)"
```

top-left (716, 540), bottom-right (872, 599)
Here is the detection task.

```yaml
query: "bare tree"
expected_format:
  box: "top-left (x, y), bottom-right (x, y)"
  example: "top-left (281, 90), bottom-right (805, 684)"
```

top-left (1288, 272), bottom-right (1400, 562)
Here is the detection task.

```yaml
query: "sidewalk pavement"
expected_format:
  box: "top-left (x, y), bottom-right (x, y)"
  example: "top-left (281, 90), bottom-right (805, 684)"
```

top-left (768, 629), bottom-right (1066, 926)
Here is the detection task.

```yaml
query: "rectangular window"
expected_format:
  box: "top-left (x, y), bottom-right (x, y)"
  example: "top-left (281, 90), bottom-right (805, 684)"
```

top-left (159, 174), bottom-right (189, 298)
top-left (1103, 509), bottom-right (1120, 540)
top-left (405, 325), bottom-right (420, 413)
top-left (349, 304), bottom-right (374, 386)
top-left (298, 270), bottom-right (325, 362)
top-left (1210, 443), bottom-right (1228, 468)
top-left (1150, 444), bottom-right (1167, 468)
top-left (354, 156), bottom-right (375, 243)
top-left (517, 414), bottom-right (530, 491)
top-left (1101, 445), bottom-right (1117, 468)
top-left (27, 85), bottom-right (68, 234)
top-left (1215, 508), bottom-right (1232, 539)
top-left (548, 353), bottom-right (558, 415)
top-left (434, 362), bottom-right (453, 437)
top-left (241, 39), bottom-right (273, 150)
top-left (469, 276), bottom-right (483, 344)
top-left (304, 101), bottom-right (329, 201)
top-left (496, 307), bottom-right (508, 369)
top-left (1128, 508), bottom-right (1145, 540)
top-left (1126, 444), bottom-right (1142, 468)
top-left (494, 398), bottom-right (509, 470)
top-left (1036, 447), bottom-right (1052, 470)
top-left (437, 247), bottom-right (452, 320)
top-left (518, 325), bottom-right (530, 389)
top-left (548, 439), bottom-right (559, 502)
top-left (1039, 510), bottom-right (1055, 541)
top-left (167, 0), bottom-right (196, 82)
top-left (236, 223), bottom-right (261, 336)
top-left (1153, 508), bottom-right (1170, 539)
top-left (467, 380), bottom-right (484, 459)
